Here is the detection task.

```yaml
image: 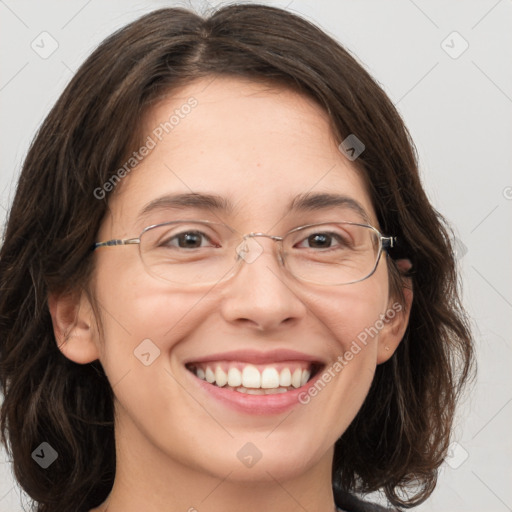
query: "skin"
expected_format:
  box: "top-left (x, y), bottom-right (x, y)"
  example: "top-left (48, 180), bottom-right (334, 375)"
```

top-left (49, 76), bottom-right (412, 512)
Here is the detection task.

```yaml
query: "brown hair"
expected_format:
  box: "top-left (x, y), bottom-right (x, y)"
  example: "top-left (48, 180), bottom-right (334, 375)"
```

top-left (0, 4), bottom-right (473, 511)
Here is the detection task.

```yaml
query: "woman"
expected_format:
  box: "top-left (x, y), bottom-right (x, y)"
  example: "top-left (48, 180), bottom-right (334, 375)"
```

top-left (0, 4), bottom-right (473, 512)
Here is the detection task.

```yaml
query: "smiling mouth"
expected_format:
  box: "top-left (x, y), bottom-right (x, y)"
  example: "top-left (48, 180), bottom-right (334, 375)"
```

top-left (185, 361), bottom-right (323, 395)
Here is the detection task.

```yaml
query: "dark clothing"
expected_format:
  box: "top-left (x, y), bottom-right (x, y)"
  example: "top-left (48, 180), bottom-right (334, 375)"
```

top-left (334, 486), bottom-right (397, 512)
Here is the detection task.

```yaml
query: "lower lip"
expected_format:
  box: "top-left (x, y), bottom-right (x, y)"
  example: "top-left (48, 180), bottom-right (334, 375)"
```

top-left (186, 367), bottom-right (324, 415)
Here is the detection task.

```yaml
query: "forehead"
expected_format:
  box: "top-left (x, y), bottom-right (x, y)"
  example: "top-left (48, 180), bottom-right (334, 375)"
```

top-left (105, 76), bottom-right (376, 232)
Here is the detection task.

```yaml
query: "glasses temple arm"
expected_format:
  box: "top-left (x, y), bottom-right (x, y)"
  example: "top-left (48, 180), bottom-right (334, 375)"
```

top-left (92, 238), bottom-right (141, 250)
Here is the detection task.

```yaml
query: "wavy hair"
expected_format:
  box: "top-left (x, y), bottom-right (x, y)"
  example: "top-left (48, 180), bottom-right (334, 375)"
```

top-left (0, 4), bottom-right (473, 511)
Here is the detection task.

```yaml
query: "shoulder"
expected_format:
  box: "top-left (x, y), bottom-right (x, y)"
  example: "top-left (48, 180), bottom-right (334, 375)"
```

top-left (334, 486), bottom-right (398, 512)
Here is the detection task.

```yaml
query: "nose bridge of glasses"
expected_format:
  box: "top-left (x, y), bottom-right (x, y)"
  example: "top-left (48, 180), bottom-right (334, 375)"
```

top-left (235, 232), bottom-right (284, 265)
top-left (246, 232), bottom-right (283, 242)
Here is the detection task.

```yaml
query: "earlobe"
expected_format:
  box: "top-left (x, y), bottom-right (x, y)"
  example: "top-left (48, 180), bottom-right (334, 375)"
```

top-left (47, 288), bottom-right (100, 364)
top-left (377, 259), bottom-right (414, 364)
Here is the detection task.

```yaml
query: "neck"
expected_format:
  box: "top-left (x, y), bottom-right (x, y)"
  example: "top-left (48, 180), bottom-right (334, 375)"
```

top-left (91, 411), bottom-right (338, 512)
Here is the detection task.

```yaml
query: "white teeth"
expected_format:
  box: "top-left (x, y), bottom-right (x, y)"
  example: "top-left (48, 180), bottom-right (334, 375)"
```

top-left (279, 368), bottom-right (292, 387)
top-left (264, 387), bottom-right (289, 394)
top-left (244, 387), bottom-right (289, 395)
top-left (227, 367), bottom-right (242, 387)
top-left (205, 367), bottom-right (215, 383)
top-left (300, 369), bottom-right (311, 386)
top-left (215, 366), bottom-right (227, 387)
top-left (191, 363), bottom-right (315, 391)
top-left (242, 365), bottom-right (261, 388)
top-left (246, 388), bottom-right (263, 395)
top-left (261, 367), bottom-right (280, 388)
top-left (291, 368), bottom-right (302, 388)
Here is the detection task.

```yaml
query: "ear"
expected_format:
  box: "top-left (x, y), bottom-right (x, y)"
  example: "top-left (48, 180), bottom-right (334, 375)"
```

top-left (47, 287), bottom-right (100, 364)
top-left (377, 258), bottom-right (413, 364)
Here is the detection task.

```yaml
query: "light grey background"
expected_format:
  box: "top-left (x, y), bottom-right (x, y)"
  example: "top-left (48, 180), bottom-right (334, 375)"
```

top-left (1, 1), bottom-right (511, 511)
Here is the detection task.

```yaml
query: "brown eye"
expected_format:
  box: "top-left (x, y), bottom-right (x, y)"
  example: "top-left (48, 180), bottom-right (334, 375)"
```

top-left (162, 231), bottom-right (213, 249)
top-left (306, 233), bottom-right (332, 248)
top-left (296, 231), bottom-right (351, 250)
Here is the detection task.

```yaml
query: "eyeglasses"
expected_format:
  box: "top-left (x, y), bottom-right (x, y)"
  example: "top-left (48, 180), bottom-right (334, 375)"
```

top-left (93, 220), bottom-right (396, 287)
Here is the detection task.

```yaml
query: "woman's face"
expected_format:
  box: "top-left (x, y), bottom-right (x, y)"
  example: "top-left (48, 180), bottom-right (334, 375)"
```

top-left (60, 76), bottom-right (408, 483)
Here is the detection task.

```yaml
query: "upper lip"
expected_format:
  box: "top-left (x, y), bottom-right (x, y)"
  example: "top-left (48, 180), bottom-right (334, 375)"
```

top-left (184, 349), bottom-right (324, 366)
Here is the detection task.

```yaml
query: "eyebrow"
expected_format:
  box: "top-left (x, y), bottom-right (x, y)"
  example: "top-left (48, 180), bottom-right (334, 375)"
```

top-left (289, 192), bottom-right (371, 222)
top-left (138, 192), bottom-right (371, 223)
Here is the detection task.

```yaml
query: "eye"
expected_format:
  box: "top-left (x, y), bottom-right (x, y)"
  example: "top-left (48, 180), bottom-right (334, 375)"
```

top-left (162, 230), bottom-right (217, 249)
top-left (295, 230), bottom-right (351, 250)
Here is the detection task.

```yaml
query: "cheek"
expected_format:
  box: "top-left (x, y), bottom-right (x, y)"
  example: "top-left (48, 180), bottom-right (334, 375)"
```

top-left (294, 279), bottom-right (390, 440)
top-left (92, 256), bottom-right (216, 382)
top-left (306, 276), bottom-right (389, 354)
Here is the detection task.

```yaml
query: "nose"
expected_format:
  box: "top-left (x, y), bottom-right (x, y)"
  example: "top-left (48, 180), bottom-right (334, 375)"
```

top-left (219, 236), bottom-right (307, 332)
